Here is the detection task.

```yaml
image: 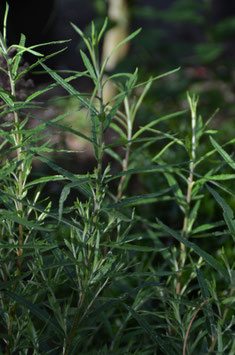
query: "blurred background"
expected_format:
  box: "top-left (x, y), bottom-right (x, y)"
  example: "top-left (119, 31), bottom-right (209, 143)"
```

top-left (1, 0), bottom-right (235, 125)
top-left (0, 0), bottom-right (234, 204)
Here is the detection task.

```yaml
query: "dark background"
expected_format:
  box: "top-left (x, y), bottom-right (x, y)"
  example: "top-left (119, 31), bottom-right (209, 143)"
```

top-left (1, 0), bottom-right (235, 72)
top-left (1, 0), bottom-right (234, 178)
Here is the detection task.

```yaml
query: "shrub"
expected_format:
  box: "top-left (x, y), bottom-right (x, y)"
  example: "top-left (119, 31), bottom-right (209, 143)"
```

top-left (0, 6), bottom-right (234, 354)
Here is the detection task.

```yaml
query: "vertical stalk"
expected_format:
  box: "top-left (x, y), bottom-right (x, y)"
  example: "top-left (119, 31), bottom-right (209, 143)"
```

top-left (182, 94), bottom-right (197, 237)
top-left (93, 61), bottom-right (106, 261)
top-left (90, 41), bottom-right (105, 208)
top-left (1, 8), bottom-right (23, 268)
top-left (117, 96), bottom-right (132, 199)
top-left (176, 94), bottom-right (198, 295)
top-left (96, 74), bottom-right (104, 187)
top-left (63, 293), bottom-right (85, 355)
top-left (1, 45), bottom-right (24, 353)
top-left (8, 65), bottom-right (24, 272)
top-left (65, 39), bottom-right (106, 354)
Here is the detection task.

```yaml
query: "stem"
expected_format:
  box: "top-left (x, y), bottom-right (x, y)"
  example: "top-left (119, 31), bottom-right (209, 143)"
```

top-left (182, 94), bottom-right (197, 238)
top-left (183, 299), bottom-right (209, 355)
top-left (94, 69), bottom-right (104, 247)
top-left (8, 65), bottom-right (24, 272)
top-left (117, 96), bottom-right (132, 199)
top-left (66, 42), bottom-right (106, 352)
top-left (93, 56), bottom-right (104, 203)
top-left (64, 293), bottom-right (84, 355)
top-left (176, 94), bottom-right (198, 295)
top-left (4, 55), bottom-right (24, 354)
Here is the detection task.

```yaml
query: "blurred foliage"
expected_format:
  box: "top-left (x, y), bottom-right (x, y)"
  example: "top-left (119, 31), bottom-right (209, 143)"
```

top-left (87, 0), bottom-right (235, 239)
top-left (92, 0), bottom-right (235, 139)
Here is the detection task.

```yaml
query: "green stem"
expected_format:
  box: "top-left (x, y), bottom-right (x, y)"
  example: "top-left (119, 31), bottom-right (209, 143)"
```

top-left (93, 69), bottom-right (105, 259)
top-left (8, 65), bottom-right (24, 272)
top-left (117, 96), bottom-right (132, 199)
top-left (66, 49), bottom-right (106, 352)
top-left (4, 54), bottom-right (24, 354)
top-left (176, 94), bottom-right (198, 295)
top-left (64, 293), bottom-right (85, 355)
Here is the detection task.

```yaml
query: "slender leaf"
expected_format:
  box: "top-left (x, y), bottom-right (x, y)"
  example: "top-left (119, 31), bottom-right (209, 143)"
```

top-left (40, 62), bottom-right (97, 114)
top-left (191, 221), bottom-right (225, 235)
top-left (98, 17), bottom-right (108, 43)
top-left (229, 339), bottom-right (235, 355)
top-left (156, 218), bottom-right (229, 280)
top-left (12, 33), bottom-right (26, 77)
top-left (80, 49), bottom-right (96, 80)
top-left (207, 185), bottom-right (235, 242)
top-left (196, 268), bottom-right (216, 336)
top-left (152, 141), bottom-right (175, 162)
top-left (3, 2), bottom-right (9, 42)
top-left (125, 305), bottom-right (173, 354)
top-left (196, 174), bottom-right (235, 183)
top-left (0, 209), bottom-right (52, 231)
top-left (10, 44), bottom-right (43, 57)
top-left (101, 242), bottom-right (167, 252)
top-left (107, 188), bottom-right (173, 208)
top-left (16, 47), bottom-right (68, 81)
top-left (0, 272), bottom-right (32, 290)
top-left (210, 136), bottom-right (235, 170)
top-left (0, 88), bottom-right (14, 106)
top-left (5, 291), bottom-right (64, 336)
top-left (133, 110), bottom-right (187, 139)
top-left (105, 163), bottom-right (185, 183)
top-left (25, 175), bottom-right (65, 188)
top-left (58, 181), bottom-right (83, 223)
top-left (101, 29), bottom-right (142, 76)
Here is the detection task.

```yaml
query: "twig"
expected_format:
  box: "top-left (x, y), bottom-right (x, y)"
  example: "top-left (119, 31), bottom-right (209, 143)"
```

top-left (183, 299), bottom-right (209, 355)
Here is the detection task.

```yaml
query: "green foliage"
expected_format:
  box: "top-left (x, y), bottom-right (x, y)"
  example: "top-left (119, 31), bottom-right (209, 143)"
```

top-left (0, 5), bottom-right (234, 354)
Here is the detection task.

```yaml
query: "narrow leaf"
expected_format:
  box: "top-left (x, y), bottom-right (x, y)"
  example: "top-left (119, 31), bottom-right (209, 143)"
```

top-left (196, 174), bottom-right (235, 183)
top-left (25, 175), bottom-right (65, 188)
top-left (98, 17), bottom-right (108, 43)
top-left (207, 185), bottom-right (235, 242)
top-left (40, 62), bottom-right (97, 114)
top-left (59, 182), bottom-right (79, 223)
top-left (0, 88), bottom-right (14, 106)
top-left (10, 45), bottom-right (43, 57)
top-left (152, 141), bottom-right (175, 162)
top-left (192, 221), bottom-right (224, 235)
top-left (156, 218), bottom-right (229, 280)
top-left (3, 2), bottom-right (9, 42)
top-left (133, 110), bottom-right (187, 139)
top-left (6, 291), bottom-right (64, 336)
top-left (196, 268), bottom-right (216, 336)
top-left (0, 209), bottom-right (52, 231)
top-left (104, 92), bottom-right (126, 131)
top-left (0, 272), bottom-right (31, 290)
top-left (107, 188), bottom-right (173, 208)
top-left (101, 242), bottom-right (167, 252)
top-left (210, 136), bottom-right (235, 170)
top-left (207, 185), bottom-right (233, 219)
top-left (16, 47), bottom-right (68, 81)
top-left (12, 33), bottom-right (26, 77)
top-left (125, 305), bottom-right (173, 354)
top-left (105, 163), bottom-right (184, 183)
top-left (101, 29), bottom-right (142, 75)
top-left (80, 49), bottom-right (96, 80)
